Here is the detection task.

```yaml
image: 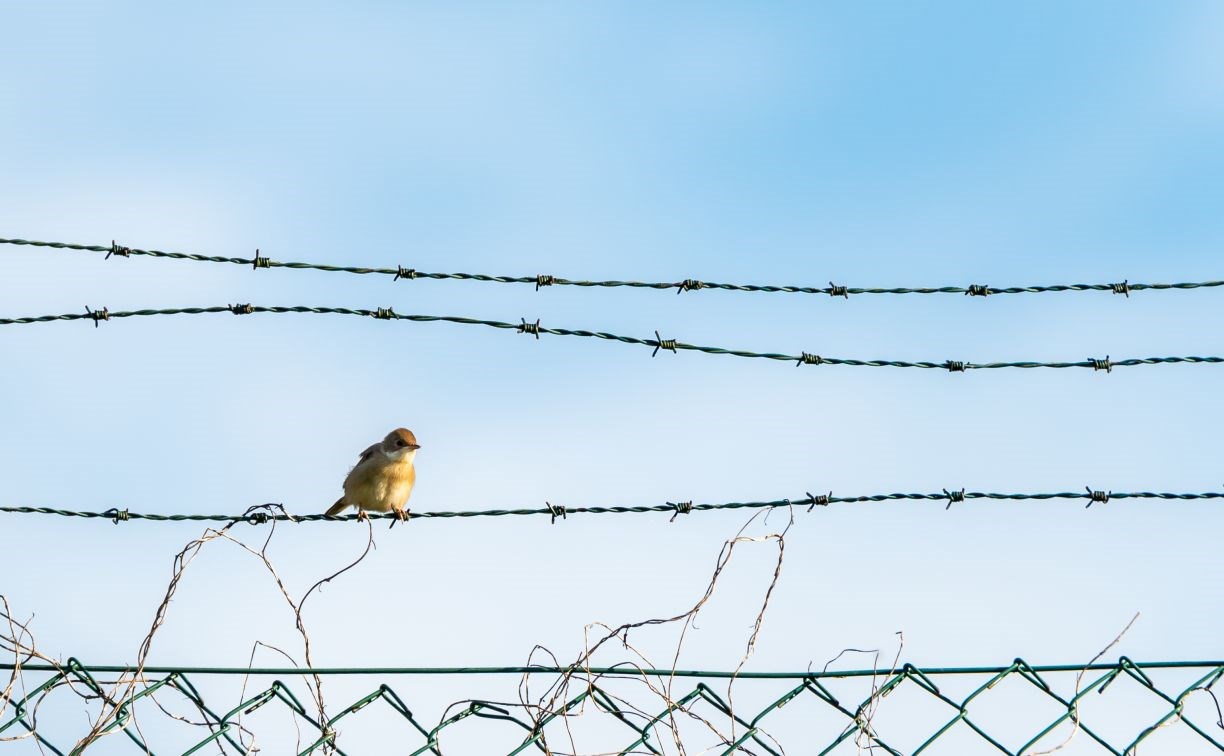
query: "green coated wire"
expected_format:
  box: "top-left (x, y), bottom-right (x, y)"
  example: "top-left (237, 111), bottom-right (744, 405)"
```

top-left (4, 236), bottom-right (1222, 299)
top-left (2, 303), bottom-right (1221, 373)
top-left (5, 659), bottom-right (1222, 678)
top-left (1, 489), bottom-right (1220, 524)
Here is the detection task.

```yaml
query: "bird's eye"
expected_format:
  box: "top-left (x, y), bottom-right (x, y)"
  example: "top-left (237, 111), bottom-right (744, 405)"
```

top-left (397, 440), bottom-right (406, 447)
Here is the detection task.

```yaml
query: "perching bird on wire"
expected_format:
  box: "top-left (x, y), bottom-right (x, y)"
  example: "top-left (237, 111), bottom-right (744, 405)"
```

top-left (324, 428), bottom-right (420, 522)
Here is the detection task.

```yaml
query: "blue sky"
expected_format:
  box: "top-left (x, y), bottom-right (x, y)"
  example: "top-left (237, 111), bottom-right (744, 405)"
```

top-left (2, 2), bottom-right (1223, 752)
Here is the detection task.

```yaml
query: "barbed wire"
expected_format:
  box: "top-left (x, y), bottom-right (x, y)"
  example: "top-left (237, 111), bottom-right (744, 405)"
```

top-left (4, 658), bottom-right (1221, 754)
top-left (2, 489), bottom-right (1220, 525)
top-left (5, 236), bottom-right (1223, 300)
top-left (3, 303), bottom-right (1222, 373)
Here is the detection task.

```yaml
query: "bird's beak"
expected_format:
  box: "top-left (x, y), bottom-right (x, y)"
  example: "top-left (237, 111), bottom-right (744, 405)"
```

top-left (408, 443), bottom-right (421, 450)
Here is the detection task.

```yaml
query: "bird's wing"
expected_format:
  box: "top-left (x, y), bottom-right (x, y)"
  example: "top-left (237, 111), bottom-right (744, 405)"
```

top-left (342, 443), bottom-right (384, 491)
top-left (353, 442), bottom-right (381, 469)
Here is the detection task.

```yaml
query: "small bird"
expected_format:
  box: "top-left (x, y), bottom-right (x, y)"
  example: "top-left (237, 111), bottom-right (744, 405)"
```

top-left (325, 428), bottom-right (420, 522)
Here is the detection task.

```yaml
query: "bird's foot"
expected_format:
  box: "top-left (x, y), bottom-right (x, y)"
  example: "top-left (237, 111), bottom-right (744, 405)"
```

top-left (389, 508), bottom-right (410, 529)
top-left (356, 510), bottom-right (370, 523)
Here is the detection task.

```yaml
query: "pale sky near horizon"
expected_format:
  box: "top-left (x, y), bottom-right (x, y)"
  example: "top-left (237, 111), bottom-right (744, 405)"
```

top-left (2, 2), bottom-right (1224, 753)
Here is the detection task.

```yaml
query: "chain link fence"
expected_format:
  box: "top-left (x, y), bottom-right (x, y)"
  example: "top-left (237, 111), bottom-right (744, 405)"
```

top-left (4, 659), bottom-right (1222, 754)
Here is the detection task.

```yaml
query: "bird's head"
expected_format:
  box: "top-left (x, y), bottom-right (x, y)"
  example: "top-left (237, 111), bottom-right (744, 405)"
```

top-left (381, 428), bottom-right (420, 460)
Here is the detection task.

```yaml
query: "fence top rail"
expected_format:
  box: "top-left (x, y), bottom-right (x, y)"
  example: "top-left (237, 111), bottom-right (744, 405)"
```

top-left (6, 658), bottom-right (1223, 678)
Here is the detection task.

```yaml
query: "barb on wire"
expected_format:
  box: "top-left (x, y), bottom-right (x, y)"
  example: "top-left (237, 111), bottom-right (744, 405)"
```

top-left (806, 491), bottom-right (831, 511)
top-left (4, 236), bottom-right (1223, 300)
top-left (3, 303), bottom-right (1223, 375)
top-left (1, 488), bottom-right (1220, 525)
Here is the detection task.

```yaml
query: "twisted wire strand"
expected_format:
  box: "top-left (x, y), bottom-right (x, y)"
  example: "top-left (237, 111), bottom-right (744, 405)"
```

top-left (4, 237), bottom-right (1221, 298)
top-left (2, 490), bottom-right (1220, 524)
top-left (2, 303), bottom-right (1222, 372)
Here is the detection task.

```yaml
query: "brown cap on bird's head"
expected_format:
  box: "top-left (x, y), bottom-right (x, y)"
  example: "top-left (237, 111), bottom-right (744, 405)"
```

top-left (383, 428), bottom-right (420, 451)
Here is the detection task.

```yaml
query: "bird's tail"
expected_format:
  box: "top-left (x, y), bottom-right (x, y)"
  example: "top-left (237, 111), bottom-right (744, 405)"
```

top-left (324, 497), bottom-right (349, 517)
